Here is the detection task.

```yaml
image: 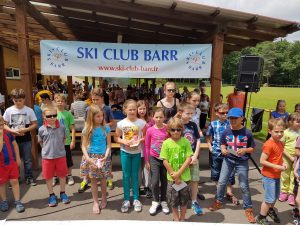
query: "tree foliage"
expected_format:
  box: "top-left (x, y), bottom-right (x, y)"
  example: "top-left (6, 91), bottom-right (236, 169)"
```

top-left (222, 40), bottom-right (300, 85)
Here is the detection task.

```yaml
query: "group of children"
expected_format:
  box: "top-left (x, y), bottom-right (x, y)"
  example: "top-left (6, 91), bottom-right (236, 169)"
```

top-left (1, 85), bottom-right (300, 225)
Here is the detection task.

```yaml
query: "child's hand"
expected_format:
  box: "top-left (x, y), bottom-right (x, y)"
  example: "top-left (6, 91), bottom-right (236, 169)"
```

top-left (123, 140), bottom-right (132, 147)
top-left (280, 163), bottom-right (288, 171)
top-left (237, 148), bottom-right (246, 156)
top-left (17, 128), bottom-right (27, 134)
top-left (11, 130), bottom-right (24, 136)
top-left (171, 171), bottom-right (179, 180)
top-left (290, 156), bottom-right (295, 162)
top-left (174, 177), bottom-right (181, 185)
top-left (221, 148), bottom-right (228, 156)
top-left (191, 155), bottom-right (198, 165)
top-left (145, 162), bottom-right (150, 170)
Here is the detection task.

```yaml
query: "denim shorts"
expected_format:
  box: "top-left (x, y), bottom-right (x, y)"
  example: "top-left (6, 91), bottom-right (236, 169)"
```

top-left (262, 176), bottom-right (280, 204)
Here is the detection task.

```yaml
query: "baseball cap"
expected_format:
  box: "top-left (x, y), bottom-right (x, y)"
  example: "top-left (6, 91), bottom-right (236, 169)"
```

top-left (227, 108), bottom-right (243, 118)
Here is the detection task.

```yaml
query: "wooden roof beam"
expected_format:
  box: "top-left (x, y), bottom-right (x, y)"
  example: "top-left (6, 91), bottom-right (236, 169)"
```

top-left (210, 8), bottom-right (220, 18)
top-left (170, 2), bottom-right (177, 10)
top-left (11, 0), bottom-right (67, 40)
top-left (247, 15), bottom-right (258, 30)
top-left (227, 27), bottom-right (276, 41)
top-left (224, 36), bottom-right (258, 47)
top-left (197, 24), bottom-right (227, 43)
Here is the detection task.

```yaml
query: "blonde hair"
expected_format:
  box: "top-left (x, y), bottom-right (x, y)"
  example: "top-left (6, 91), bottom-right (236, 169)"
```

top-left (214, 103), bottom-right (229, 112)
top-left (288, 112), bottom-right (300, 126)
top-left (123, 99), bottom-right (137, 114)
top-left (83, 104), bottom-right (106, 146)
top-left (42, 106), bottom-right (57, 115)
top-left (167, 117), bottom-right (184, 136)
top-left (179, 102), bottom-right (195, 112)
top-left (268, 118), bottom-right (285, 130)
top-left (54, 93), bottom-right (66, 102)
top-left (164, 81), bottom-right (176, 91)
top-left (137, 100), bottom-right (149, 121)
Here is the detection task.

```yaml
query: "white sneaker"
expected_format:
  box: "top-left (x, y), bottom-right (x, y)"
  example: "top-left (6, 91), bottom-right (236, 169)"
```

top-left (121, 200), bottom-right (131, 213)
top-left (133, 200), bottom-right (142, 212)
top-left (161, 201), bottom-right (170, 214)
top-left (67, 176), bottom-right (75, 186)
top-left (149, 201), bottom-right (160, 216)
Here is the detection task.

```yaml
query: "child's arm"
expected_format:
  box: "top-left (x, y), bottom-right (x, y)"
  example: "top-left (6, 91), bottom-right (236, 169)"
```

top-left (4, 124), bottom-right (22, 136)
top-left (283, 151), bottom-right (294, 162)
top-left (114, 127), bottom-right (132, 146)
top-left (236, 147), bottom-right (254, 156)
top-left (221, 144), bottom-right (229, 155)
top-left (144, 129), bottom-right (151, 166)
top-left (12, 140), bottom-right (21, 166)
top-left (0, 128), bottom-right (3, 152)
top-left (163, 159), bottom-right (175, 177)
top-left (103, 132), bottom-right (111, 161)
top-left (18, 121), bottom-right (37, 134)
top-left (70, 124), bottom-right (76, 150)
top-left (260, 152), bottom-right (287, 171)
top-left (206, 135), bottom-right (213, 153)
top-left (294, 156), bottom-right (299, 180)
top-left (191, 139), bottom-right (200, 164)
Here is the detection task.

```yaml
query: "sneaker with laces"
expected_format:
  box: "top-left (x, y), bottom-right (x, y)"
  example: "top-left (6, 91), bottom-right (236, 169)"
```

top-left (48, 195), bottom-right (58, 207)
top-left (268, 208), bottom-right (280, 223)
top-left (78, 181), bottom-right (88, 193)
top-left (67, 175), bottom-right (75, 186)
top-left (121, 200), bottom-right (131, 213)
top-left (133, 199), bottom-right (142, 212)
top-left (149, 201), bottom-right (160, 216)
top-left (26, 178), bottom-right (37, 186)
top-left (161, 201), bottom-right (170, 215)
top-left (256, 215), bottom-right (270, 225)
top-left (245, 208), bottom-right (256, 223)
top-left (15, 200), bottom-right (25, 213)
top-left (192, 201), bottom-right (203, 215)
top-left (209, 200), bottom-right (223, 211)
top-left (52, 177), bottom-right (59, 187)
top-left (60, 193), bottom-right (71, 204)
top-left (0, 200), bottom-right (9, 212)
top-left (278, 192), bottom-right (288, 202)
top-left (107, 179), bottom-right (114, 190)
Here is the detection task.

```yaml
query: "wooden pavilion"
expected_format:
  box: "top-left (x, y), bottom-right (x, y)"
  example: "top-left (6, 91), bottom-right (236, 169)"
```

top-left (0, 0), bottom-right (299, 166)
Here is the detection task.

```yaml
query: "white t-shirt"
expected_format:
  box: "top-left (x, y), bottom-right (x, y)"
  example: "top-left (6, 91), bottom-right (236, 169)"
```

top-left (117, 118), bottom-right (146, 154)
top-left (3, 105), bottom-right (37, 130)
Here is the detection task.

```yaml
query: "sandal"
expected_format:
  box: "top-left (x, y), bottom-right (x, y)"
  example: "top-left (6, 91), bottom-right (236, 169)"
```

top-left (226, 193), bottom-right (240, 205)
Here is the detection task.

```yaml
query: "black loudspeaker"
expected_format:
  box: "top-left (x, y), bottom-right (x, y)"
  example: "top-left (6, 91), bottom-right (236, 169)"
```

top-left (236, 56), bottom-right (264, 92)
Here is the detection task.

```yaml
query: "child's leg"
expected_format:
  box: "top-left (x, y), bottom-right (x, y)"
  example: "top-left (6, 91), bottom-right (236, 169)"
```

top-left (180, 205), bottom-right (187, 221)
top-left (160, 161), bottom-right (168, 202)
top-left (90, 178), bottom-right (100, 214)
top-left (191, 181), bottom-right (198, 201)
top-left (289, 162), bottom-right (295, 195)
top-left (260, 201), bottom-right (271, 216)
top-left (150, 156), bottom-right (160, 202)
top-left (172, 207), bottom-right (180, 221)
top-left (120, 151), bottom-right (132, 201)
top-left (100, 178), bottom-right (107, 209)
top-left (10, 179), bottom-right (20, 201)
top-left (131, 153), bottom-right (141, 200)
top-left (236, 160), bottom-right (252, 209)
top-left (216, 158), bottom-right (234, 203)
top-left (58, 176), bottom-right (66, 192)
top-left (46, 179), bottom-right (54, 194)
top-left (0, 183), bottom-right (7, 200)
top-left (280, 157), bottom-right (292, 194)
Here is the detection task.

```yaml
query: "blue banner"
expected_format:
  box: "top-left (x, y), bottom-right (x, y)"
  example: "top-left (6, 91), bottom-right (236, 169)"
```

top-left (41, 40), bottom-right (212, 78)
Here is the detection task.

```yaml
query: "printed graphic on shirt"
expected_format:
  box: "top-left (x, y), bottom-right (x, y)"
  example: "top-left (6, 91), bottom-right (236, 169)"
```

top-left (10, 113), bottom-right (27, 130)
top-left (151, 133), bottom-right (165, 155)
top-left (225, 134), bottom-right (248, 160)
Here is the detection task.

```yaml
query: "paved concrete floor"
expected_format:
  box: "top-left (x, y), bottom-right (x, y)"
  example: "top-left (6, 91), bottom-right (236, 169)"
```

top-left (0, 140), bottom-right (296, 224)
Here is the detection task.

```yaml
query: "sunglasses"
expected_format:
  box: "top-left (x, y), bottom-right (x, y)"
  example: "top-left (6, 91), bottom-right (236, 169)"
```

top-left (170, 128), bottom-right (182, 132)
top-left (45, 114), bottom-right (57, 118)
top-left (218, 112), bottom-right (228, 115)
top-left (167, 89), bottom-right (175, 93)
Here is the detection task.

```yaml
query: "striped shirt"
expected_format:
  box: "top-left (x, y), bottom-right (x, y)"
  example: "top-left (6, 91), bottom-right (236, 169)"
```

top-left (206, 119), bottom-right (230, 154)
top-left (70, 100), bottom-right (88, 118)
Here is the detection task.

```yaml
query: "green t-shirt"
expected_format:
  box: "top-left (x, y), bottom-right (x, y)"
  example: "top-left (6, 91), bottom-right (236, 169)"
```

top-left (57, 110), bottom-right (75, 145)
top-left (160, 137), bottom-right (193, 182)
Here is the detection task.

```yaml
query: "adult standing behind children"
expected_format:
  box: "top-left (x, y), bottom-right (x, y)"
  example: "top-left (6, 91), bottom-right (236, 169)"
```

top-left (157, 81), bottom-right (179, 123)
top-left (209, 107), bottom-right (256, 223)
top-left (3, 88), bottom-right (37, 186)
top-left (256, 118), bottom-right (287, 225)
top-left (227, 87), bottom-right (245, 110)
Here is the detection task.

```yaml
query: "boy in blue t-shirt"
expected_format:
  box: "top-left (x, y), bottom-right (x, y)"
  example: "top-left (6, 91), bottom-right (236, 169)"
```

top-left (209, 108), bottom-right (256, 224)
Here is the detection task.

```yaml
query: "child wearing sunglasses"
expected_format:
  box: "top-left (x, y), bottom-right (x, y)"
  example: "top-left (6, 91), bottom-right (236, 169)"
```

top-left (160, 117), bottom-right (193, 221)
top-left (38, 107), bottom-right (71, 207)
top-left (206, 103), bottom-right (239, 205)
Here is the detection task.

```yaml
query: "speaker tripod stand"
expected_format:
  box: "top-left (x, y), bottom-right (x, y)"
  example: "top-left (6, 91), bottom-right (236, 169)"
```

top-left (242, 85), bottom-right (261, 174)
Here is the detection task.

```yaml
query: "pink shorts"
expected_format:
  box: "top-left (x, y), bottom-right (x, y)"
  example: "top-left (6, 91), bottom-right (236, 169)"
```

top-left (42, 157), bottom-right (68, 180)
top-left (0, 163), bottom-right (19, 184)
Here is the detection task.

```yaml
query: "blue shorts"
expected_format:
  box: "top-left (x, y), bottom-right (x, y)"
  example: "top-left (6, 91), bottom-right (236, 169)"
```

top-left (262, 176), bottom-right (280, 204)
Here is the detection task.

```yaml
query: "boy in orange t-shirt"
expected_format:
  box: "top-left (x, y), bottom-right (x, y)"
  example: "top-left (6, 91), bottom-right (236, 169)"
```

top-left (256, 118), bottom-right (287, 225)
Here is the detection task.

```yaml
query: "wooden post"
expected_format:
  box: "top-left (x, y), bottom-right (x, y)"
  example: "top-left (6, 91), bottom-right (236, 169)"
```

top-left (31, 55), bottom-right (37, 86)
top-left (67, 76), bottom-right (73, 107)
top-left (84, 76), bottom-right (88, 92)
top-left (15, 2), bottom-right (38, 169)
top-left (0, 46), bottom-right (9, 108)
top-left (210, 32), bottom-right (224, 120)
top-left (92, 77), bottom-right (95, 88)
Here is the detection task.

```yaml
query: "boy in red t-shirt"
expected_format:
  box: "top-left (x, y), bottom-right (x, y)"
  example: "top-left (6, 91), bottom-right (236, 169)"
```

top-left (0, 115), bottom-right (25, 213)
top-left (256, 118), bottom-right (287, 225)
